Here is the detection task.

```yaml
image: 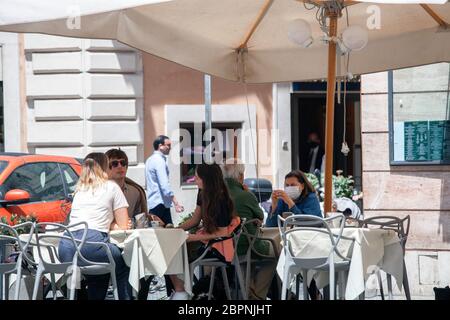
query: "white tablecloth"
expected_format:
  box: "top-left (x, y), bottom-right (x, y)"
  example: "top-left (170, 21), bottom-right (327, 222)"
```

top-left (276, 228), bottom-right (404, 300)
top-left (109, 228), bottom-right (191, 295)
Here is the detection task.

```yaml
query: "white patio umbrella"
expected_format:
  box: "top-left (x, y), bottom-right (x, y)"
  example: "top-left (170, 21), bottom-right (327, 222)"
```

top-left (1, 0), bottom-right (449, 212)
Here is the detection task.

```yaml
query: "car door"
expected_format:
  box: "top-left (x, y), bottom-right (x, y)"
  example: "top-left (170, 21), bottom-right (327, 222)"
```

top-left (58, 162), bottom-right (80, 222)
top-left (2, 162), bottom-right (68, 223)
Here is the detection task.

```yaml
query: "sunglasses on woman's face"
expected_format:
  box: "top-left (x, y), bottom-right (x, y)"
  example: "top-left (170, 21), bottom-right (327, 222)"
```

top-left (110, 159), bottom-right (128, 168)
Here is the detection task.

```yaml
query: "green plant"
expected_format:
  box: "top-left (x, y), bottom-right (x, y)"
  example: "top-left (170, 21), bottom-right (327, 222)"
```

top-left (333, 171), bottom-right (354, 198)
top-left (305, 170), bottom-right (354, 201)
top-left (305, 173), bottom-right (320, 190)
top-left (177, 211), bottom-right (199, 234)
top-left (1, 214), bottom-right (37, 235)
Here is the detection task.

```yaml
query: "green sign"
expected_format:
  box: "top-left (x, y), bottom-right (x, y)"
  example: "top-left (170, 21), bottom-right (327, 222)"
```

top-left (404, 121), bottom-right (429, 161)
top-left (404, 120), bottom-right (450, 161)
top-left (442, 121), bottom-right (450, 160)
top-left (429, 121), bottom-right (444, 161)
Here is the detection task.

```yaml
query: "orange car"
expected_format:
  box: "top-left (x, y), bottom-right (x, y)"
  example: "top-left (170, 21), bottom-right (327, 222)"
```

top-left (0, 153), bottom-right (82, 224)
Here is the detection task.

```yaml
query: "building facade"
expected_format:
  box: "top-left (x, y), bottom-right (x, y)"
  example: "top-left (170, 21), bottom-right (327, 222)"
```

top-left (361, 66), bottom-right (450, 296)
top-left (1, 32), bottom-right (449, 297)
top-left (0, 33), bottom-right (145, 183)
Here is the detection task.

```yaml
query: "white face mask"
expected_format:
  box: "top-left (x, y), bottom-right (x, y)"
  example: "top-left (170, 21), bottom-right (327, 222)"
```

top-left (284, 186), bottom-right (301, 200)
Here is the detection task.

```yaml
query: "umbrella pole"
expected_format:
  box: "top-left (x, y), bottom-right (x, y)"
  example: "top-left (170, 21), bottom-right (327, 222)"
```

top-left (324, 12), bottom-right (338, 216)
top-left (205, 74), bottom-right (212, 163)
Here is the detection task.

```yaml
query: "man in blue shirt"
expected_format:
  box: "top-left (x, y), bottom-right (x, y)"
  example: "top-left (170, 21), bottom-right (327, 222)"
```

top-left (145, 135), bottom-right (184, 225)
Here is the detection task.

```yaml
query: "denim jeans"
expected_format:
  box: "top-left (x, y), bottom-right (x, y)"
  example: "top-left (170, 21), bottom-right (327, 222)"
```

top-left (58, 229), bottom-right (132, 300)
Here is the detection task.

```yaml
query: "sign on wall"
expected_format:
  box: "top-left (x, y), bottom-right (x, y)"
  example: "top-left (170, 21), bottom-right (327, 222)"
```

top-left (401, 120), bottom-right (450, 162)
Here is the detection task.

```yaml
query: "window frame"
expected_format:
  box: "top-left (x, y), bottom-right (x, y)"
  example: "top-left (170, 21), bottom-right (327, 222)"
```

top-left (58, 162), bottom-right (79, 198)
top-left (3, 161), bottom-right (67, 203)
top-left (0, 160), bottom-right (8, 175)
top-left (179, 121), bottom-right (242, 186)
top-left (388, 70), bottom-right (450, 166)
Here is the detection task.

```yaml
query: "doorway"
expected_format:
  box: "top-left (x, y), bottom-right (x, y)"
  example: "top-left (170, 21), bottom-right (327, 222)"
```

top-left (290, 81), bottom-right (362, 190)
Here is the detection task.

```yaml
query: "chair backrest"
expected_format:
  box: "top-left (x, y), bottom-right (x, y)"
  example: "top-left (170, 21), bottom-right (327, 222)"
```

top-left (33, 221), bottom-right (88, 266)
top-left (360, 215), bottom-right (410, 250)
top-left (237, 218), bottom-right (262, 258)
top-left (0, 222), bottom-right (35, 263)
top-left (281, 214), bottom-right (350, 268)
top-left (276, 212), bottom-right (298, 242)
top-left (278, 213), bottom-right (331, 243)
top-left (200, 216), bottom-right (243, 264)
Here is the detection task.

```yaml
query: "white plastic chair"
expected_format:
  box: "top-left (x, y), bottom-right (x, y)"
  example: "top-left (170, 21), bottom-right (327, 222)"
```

top-left (31, 222), bottom-right (88, 300)
top-left (279, 213), bottom-right (352, 300)
top-left (31, 222), bottom-right (119, 300)
top-left (238, 218), bottom-right (280, 299)
top-left (0, 222), bottom-right (35, 300)
top-left (359, 215), bottom-right (411, 300)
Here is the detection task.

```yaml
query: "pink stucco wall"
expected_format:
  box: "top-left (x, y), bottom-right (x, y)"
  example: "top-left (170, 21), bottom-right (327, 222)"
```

top-left (143, 54), bottom-right (273, 180)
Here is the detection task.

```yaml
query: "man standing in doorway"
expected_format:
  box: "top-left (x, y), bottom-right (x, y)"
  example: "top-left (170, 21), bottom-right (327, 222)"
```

top-left (145, 135), bottom-right (184, 225)
top-left (305, 132), bottom-right (325, 174)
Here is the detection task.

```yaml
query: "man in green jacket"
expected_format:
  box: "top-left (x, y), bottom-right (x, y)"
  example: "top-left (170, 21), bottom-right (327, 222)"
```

top-left (221, 162), bottom-right (278, 300)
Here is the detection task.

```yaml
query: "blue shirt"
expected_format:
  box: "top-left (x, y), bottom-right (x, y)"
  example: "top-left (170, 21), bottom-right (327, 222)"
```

top-left (145, 151), bottom-right (174, 209)
top-left (265, 192), bottom-right (322, 227)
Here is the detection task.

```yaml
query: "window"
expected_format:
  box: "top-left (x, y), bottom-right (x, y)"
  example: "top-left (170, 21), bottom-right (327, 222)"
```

top-left (180, 122), bottom-right (242, 185)
top-left (0, 160), bottom-right (8, 175)
top-left (0, 160), bottom-right (9, 199)
top-left (389, 63), bottom-right (450, 165)
top-left (59, 163), bottom-right (79, 195)
top-left (3, 162), bottom-right (66, 202)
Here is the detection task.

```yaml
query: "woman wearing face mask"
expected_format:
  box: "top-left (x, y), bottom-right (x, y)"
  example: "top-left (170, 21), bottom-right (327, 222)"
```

top-left (265, 170), bottom-right (322, 227)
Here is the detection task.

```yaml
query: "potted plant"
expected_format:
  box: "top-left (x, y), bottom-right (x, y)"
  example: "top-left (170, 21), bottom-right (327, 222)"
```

top-left (305, 170), bottom-right (355, 202)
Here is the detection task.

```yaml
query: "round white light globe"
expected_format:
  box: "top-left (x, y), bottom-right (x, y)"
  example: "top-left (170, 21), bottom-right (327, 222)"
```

top-left (287, 19), bottom-right (313, 48)
top-left (342, 25), bottom-right (368, 51)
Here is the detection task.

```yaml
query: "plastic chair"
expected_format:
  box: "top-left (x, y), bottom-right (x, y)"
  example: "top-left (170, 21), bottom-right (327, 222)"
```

top-left (31, 222), bottom-right (120, 300)
top-left (31, 222), bottom-right (87, 300)
top-left (0, 222), bottom-right (35, 300)
top-left (278, 213), bottom-right (353, 300)
top-left (238, 218), bottom-right (280, 299)
top-left (359, 215), bottom-right (411, 300)
top-left (189, 217), bottom-right (247, 300)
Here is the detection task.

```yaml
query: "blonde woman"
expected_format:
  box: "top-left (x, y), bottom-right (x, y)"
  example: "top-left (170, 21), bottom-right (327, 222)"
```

top-left (58, 152), bottom-right (132, 300)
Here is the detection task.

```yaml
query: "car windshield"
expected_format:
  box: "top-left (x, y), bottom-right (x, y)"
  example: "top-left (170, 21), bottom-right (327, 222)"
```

top-left (0, 161), bottom-right (8, 175)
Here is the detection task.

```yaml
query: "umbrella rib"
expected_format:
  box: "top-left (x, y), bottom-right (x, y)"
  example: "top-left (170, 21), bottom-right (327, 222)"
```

top-left (420, 4), bottom-right (449, 28)
top-left (237, 0), bottom-right (274, 50)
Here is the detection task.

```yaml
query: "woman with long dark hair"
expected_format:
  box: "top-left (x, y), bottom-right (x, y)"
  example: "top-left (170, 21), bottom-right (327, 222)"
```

top-left (169, 163), bottom-right (239, 299)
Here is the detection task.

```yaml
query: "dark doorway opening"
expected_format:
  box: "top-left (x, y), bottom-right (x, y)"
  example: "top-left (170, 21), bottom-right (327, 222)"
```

top-left (291, 82), bottom-right (362, 189)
